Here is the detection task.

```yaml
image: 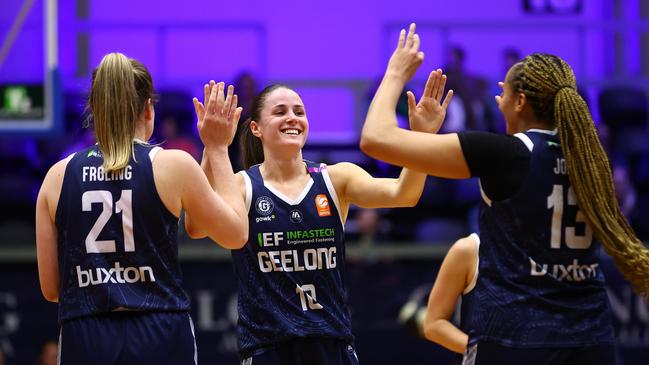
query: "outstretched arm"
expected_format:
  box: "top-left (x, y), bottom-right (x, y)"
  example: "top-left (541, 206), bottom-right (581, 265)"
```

top-left (360, 23), bottom-right (470, 179)
top-left (184, 82), bottom-right (248, 246)
top-left (327, 162), bottom-right (426, 216)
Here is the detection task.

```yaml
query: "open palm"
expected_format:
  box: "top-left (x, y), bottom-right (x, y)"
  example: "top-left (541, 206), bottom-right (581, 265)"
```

top-left (193, 81), bottom-right (242, 147)
top-left (408, 69), bottom-right (454, 134)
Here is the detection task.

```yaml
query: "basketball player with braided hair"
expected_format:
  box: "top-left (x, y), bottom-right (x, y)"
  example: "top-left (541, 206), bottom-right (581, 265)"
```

top-left (362, 23), bottom-right (649, 364)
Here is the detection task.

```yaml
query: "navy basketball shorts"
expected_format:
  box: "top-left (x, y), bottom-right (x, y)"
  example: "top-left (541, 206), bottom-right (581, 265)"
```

top-left (59, 311), bottom-right (197, 365)
top-left (241, 337), bottom-right (359, 365)
top-left (461, 341), bottom-right (616, 365)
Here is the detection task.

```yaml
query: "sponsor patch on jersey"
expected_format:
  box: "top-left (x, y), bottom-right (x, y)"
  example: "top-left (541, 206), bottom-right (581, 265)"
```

top-left (315, 194), bottom-right (331, 217)
top-left (255, 196), bottom-right (275, 216)
top-left (290, 209), bottom-right (303, 223)
top-left (87, 149), bottom-right (102, 158)
top-left (547, 141), bottom-right (560, 148)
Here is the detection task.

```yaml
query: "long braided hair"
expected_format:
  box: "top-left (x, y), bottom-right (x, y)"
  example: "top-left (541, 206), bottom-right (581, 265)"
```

top-left (508, 53), bottom-right (649, 297)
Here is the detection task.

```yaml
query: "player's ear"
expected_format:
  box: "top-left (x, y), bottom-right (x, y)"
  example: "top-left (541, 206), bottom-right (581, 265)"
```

top-left (250, 120), bottom-right (262, 138)
top-left (515, 92), bottom-right (526, 112)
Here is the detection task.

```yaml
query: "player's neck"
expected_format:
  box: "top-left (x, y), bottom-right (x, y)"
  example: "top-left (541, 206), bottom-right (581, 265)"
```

top-left (522, 120), bottom-right (554, 132)
top-left (260, 154), bottom-right (307, 184)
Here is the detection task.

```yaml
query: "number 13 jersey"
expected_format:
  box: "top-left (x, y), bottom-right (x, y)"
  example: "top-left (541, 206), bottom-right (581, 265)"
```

top-left (232, 161), bottom-right (353, 357)
top-left (55, 144), bottom-right (190, 323)
top-left (465, 130), bottom-right (614, 347)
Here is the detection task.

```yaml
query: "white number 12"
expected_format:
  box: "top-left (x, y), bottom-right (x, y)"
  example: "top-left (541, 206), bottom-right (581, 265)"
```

top-left (296, 284), bottom-right (323, 311)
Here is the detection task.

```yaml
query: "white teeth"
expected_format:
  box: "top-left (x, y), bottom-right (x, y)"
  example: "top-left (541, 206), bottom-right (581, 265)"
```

top-left (283, 129), bottom-right (299, 135)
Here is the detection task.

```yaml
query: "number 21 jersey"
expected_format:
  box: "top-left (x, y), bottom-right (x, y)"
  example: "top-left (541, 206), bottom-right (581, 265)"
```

top-left (55, 144), bottom-right (190, 322)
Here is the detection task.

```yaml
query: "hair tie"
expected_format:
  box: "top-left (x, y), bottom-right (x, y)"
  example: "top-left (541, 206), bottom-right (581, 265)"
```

top-left (557, 85), bottom-right (575, 93)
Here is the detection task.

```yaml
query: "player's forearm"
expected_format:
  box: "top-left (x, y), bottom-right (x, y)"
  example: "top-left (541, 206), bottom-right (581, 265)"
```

top-left (392, 168), bottom-right (426, 207)
top-left (423, 318), bottom-right (468, 354)
top-left (202, 146), bottom-right (247, 223)
top-left (360, 74), bottom-right (406, 153)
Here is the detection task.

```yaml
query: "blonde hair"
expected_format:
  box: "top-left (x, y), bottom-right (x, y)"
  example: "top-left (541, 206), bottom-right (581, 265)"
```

top-left (509, 53), bottom-right (649, 297)
top-left (89, 53), bottom-right (153, 173)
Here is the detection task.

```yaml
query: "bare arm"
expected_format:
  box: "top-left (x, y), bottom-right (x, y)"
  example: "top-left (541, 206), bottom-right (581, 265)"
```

top-left (423, 235), bottom-right (477, 353)
top-left (155, 149), bottom-right (247, 249)
top-left (327, 162), bottom-right (426, 215)
top-left (35, 159), bottom-right (68, 302)
top-left (185, 82), bottom-right (247, 241)
top-left (360, 23), bottom-right (470, 179)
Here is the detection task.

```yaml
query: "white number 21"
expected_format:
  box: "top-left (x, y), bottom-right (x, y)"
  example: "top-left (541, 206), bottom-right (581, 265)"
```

top-left (547, 184), bottom-right (592, 249)
top-left (82, 190), bottom-right (134, 253)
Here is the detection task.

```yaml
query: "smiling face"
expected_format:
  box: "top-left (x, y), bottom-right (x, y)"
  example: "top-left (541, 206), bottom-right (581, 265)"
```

top-left (250, 87), bottom-right (309, 155)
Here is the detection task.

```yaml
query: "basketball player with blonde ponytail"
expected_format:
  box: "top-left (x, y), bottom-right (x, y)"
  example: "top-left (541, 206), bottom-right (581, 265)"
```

top-left (362, 23), bottom-right (644, 364)
top-left (36, 52), bottom-right (248, 364)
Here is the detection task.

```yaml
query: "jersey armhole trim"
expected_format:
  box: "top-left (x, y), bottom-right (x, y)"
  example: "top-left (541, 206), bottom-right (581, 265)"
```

top-left (320, 163), bottom-right (344, 229)
top-left (514, 133), bottom-right (534, 152)
top-left (239, 171), bottom-right (252, 213)
top-left (478, 179), bottom-right (492, 207)
top-left (463, 233), bottom-right (481, 294)
top-left (148, 146), bottom-right (163, 162)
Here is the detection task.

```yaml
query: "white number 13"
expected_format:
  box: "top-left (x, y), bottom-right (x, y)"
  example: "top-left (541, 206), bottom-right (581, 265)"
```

top-left (82, 190), bottom-right (134, 253)
top-left (547, 184), bottom-right (593, 249)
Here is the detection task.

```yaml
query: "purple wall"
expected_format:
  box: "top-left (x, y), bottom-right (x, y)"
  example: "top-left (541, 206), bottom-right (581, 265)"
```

top-left (4, 0), bottom-right (636, 141)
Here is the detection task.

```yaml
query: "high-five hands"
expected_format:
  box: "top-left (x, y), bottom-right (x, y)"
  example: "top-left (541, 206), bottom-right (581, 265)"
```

top-left (386, 23), bottom-right (424, 84)
top-left (407, 69), bottom-right (454, 134)
top-left (193, 81), bottom-right (242, 147)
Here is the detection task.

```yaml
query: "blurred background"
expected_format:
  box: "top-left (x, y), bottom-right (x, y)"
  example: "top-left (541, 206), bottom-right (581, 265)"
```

top-left (1, 0), bottom-right (648, 364)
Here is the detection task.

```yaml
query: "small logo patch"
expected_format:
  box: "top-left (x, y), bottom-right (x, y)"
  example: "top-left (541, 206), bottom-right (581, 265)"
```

top-left (255, 196), bottom-right (274, 216)
top-left (87, 149), bottom-right (102, 158)
top-left (290, 209), bottom-right (303, 223)
top-left (315, 194), bottom-right (331, 217)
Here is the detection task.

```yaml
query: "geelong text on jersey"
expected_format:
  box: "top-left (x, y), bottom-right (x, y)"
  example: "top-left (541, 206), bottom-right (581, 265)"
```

top-left (258, 247), bottom-right (337, 272)
top-left (76, 262), bottom-right (156, 287)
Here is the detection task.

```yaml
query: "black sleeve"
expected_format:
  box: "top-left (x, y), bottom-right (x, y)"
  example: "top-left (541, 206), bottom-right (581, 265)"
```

top-left (457, 131), bottom-right (531, 201)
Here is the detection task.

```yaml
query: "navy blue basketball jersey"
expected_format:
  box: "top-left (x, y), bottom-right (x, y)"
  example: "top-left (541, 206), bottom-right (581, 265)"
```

top-left (468, 130), bottom-right (614, 347)
top-left (459, 233), bottom-right (479, 335)
top-left (55, 143), bottom-right (190, 322)
top-left (232, 161), bottom-right (352, 357)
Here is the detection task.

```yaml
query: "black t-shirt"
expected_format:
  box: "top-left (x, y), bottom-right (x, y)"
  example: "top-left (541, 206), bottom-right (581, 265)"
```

top-left (457, 131), bottom-right (531, 201)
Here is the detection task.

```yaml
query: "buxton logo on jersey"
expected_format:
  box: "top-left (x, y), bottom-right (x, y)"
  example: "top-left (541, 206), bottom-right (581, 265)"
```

top-left (529, 257), bottom-right (599, 282)
top-left (76, 262), bottom-right (156, 287)
top-left (255, 196), bottom-right (274, 216)
top-left (315, 194), bottom-right (331, 217)
top-left (290, 209), bottom-right (303, 223)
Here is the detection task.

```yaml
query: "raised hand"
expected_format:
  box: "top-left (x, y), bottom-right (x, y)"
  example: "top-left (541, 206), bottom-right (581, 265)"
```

top-left (407, 69), bottom-right (454, 134)
top-left (386, 23), bottom-right (424, 84)
top-left (193, 81), bottom-right (242, 148)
